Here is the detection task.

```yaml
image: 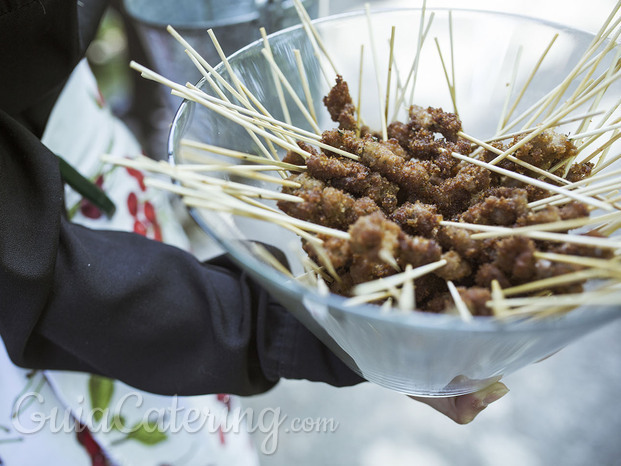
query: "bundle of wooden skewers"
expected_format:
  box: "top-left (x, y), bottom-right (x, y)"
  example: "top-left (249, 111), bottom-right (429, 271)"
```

top-left (103, 0), bottom-right (621, 322)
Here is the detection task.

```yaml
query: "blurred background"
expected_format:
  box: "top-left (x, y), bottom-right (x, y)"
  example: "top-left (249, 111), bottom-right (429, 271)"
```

top-left (88, 1), bottom-right (621, 465)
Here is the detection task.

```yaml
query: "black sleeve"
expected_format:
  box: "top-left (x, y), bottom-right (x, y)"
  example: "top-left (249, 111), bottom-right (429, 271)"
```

top-left (0, 109), bottom-right (363, 395)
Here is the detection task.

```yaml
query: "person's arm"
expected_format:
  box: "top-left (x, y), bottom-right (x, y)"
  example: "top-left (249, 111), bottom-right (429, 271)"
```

top-left (0, 109), bottom-right (363, 395)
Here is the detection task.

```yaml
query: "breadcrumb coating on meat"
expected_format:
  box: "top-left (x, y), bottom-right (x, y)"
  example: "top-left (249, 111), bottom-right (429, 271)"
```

top-left (390, 201), bottom-right (442, 238)
top-left (306, 151), bottom-right (399, 212)
top-left (275, 77), bottom-right (604, 314)
top-left (323, 75), bottom-right (357, 130)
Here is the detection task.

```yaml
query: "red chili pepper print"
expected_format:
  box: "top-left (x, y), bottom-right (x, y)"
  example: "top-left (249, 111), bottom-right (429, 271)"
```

top-left (127, 192), bottom-right (138, 217)
top-left (76, 422), bottom-right (110, 466)
top-left (125, 167), bottom-right (146, 191)
top-left (133, 219), bottom-right (147, 236)
top-left (144, 201), bottom-right (157, 223)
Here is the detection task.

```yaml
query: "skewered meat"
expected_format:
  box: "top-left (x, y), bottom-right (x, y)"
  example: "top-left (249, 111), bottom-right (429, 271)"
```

top-left (306, 151), bottom-right (399, 212)
top-left (275, 76), bottom-right (603, 314)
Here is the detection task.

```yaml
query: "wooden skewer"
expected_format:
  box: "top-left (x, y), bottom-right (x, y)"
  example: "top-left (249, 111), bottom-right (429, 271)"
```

top-left (497, 46), bottom-right (522, 134)
top-left (398, 265), bottom-right (415, 312)
top-left (176, 162), bottom-right (292, 173)
top-left (581, 95), bottom-right (621, 137)
top-left (534, 251), bottom-right (621, 272)
top-left (180, 140), bottom-right (305, 171)
top-left (356, 44), bottom-right (365, 137)
top-left (571, 46), bottom-right (621, 147)
top-left (251, 243), bottom-right (294, 278)
top-left (469, 210), bottom-right (621, 240)
top-left (502, 305), bottom-right (575, 320)
top-left (154, 175), bottom-right (245, 201)
top-left (458, 131), bottom-right (571, 186)
top-left (448, 10), bottom-right (457, 116)
top-left (261, 27), bottom-right (292, 126)
top-left (181, 175), bottom-right (300, 203)
top-left (352, 259), bottom-right (447, 296)
top-left (599, 217), bottom-right (621, 236)
top-left (260, 48), bottom-right (323, 134)
top-left (181, 83), bottom-right (286, 164)
top-left (296, 260), bottom-right (319, 286)
top-left (501, 34), bottom-right (559, 129)
top-left (292, 0), bottom-right (340, 79)
top-left (529, 166), bottom-right (621, 203)
top-left (181, 50), bottom-right (289, 169)
top-left (173, 164), bottom-right (300, 187)
top-left (569, 121), bottom-right (621, 140)
top-left (185, 196), bottom-right (350, 239)
top-left (385, 26), bottom-right (397, 125)
top-left (170, 86), bottom-right (318, 161)
top-left (485, 110), bottom-right (605, 143)
top-left (493, 296), bottom-right (616, 319)
top-left (294, 48), bottom-right (318, 125)
top-left (131, 60), bottom-right (283, 165)
top-left (528, 176), bottom-right (621, 209)
top-left (176, 89), bottom-right (359, 161)
top-left (593, 140), bottom-right (621, 176)
top-left (433, 36), bottom-right (457, 117)
top-left (146, 175), bottom-right (301, 208)
top-left (389, 44), bottom-right (406, 114)
top-left (207, 28), bottom-right (247, 99)
top-left (181, 86), bottom-right (359, 160)
top-left (174, 29), bottom-right (291, 159)
top-left (183, 51), bottom-right (229, 102)
top-left (491, 286), bottom-right (621, 309)
top-left (271, 216), bottom-right (324, 246)
top-left (316, 276), bottom-right (332, 296)
top-left (519, 13), bottom-right (621, 130)
top-left (297, 254), bottom-right (332, 285)
top-left (202, 28), bottom-right (293, 152)
top-left (490, 280), bottom-right (507, 317)
top-left (550, 27), bottom-right (621, 130)
top-left (447, 150), bottom-right (614, 211)
top-left (492, 65), bottom-right (621, 166)
top-left (166, 26), bottom-right (250, 107)
top-left (365, 3), bottom-right (388, 142)
top-left (502, 268), bottom-right (614, 297)
top-left (344, 290), bottom-right (393, 307)
top-left (503, 296), bottom-right (621, 315)
top-left (592, 146), bottom-right (621, 175)
top-left (213, 108), bottom-right (359, 160)
top-left (378, 247), bottom-right (400, 271)
top-left (575, 97), bottom-right (621, 157)
top-left (566, 166), bottom-right (621, 189)
top-left (298, 248), bottom-right (324, 279)
top-left (447, 280), bottom-right (473, 322)
top-left (579, 127), bottom-right (621, 164)
top-left (380, 297), bottom-right (395, 313)
top-left (178, 85), bottom-right (322, 145)
top-left (402, 5), bottom-right (435, 112)
top-left (434, 12), bottom-right (458, 117)
top-left (440, 220), bottom-right (621, 250)
top-left (303, 239), bottom-right (341, 283)
top-left (500, 30), bottom-right (619, 136)
top-left (102, 154), bottom-right (302, 203)
top-left (237, 195), bottom-right (284, 215)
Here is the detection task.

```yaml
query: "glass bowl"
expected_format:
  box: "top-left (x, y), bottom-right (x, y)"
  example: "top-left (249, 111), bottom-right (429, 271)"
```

top-left (167, 7), bottom-right (621, 396)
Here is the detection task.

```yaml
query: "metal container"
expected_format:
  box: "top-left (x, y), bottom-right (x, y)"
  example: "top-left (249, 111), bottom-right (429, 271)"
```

top-left (123, 0), bottom-right (318, 110)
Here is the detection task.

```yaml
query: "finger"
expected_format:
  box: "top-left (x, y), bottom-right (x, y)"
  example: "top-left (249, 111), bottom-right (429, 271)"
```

top-left (453, 382), bottom-right (509, 424)
top-left (409, 381), bottom-right (509, 424)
